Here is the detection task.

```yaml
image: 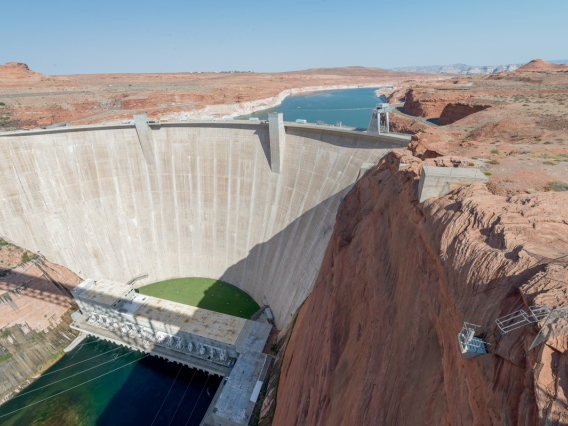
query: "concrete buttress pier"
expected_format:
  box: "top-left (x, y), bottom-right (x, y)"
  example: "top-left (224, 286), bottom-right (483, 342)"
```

top-left (133, 113), bottom-right (156, 165)
top-left (268, 113), bottom-right (285, 173)
top-left (418, 166), bottom-right (489, 203)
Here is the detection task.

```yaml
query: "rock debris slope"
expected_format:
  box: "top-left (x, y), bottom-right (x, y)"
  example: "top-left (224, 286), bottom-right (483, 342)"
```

top-left (273, 151), bottom-right (568, 425)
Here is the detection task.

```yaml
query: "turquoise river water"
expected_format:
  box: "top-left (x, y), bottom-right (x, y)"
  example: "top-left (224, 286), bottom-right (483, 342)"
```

top-left (0, 337), bottom-right (221, 426)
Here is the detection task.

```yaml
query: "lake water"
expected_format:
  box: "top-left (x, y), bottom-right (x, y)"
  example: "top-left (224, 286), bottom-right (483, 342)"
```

top-left (236, 86), bottom-right (383, 128)
top-left (0, 337), bottom-right (221, 426)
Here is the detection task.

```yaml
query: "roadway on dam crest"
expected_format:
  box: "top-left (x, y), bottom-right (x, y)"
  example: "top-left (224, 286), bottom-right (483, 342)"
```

top-left (0, 121), bottom-right (409, 327)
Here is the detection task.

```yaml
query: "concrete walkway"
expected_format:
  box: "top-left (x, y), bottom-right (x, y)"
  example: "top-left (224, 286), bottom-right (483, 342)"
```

top-left (63, 332), bottom-right (87, 353)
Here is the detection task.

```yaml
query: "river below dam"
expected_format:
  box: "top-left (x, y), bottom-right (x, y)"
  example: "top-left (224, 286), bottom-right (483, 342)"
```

top-left (0, 337), bottom-right (221, 426)
top-left (236, 86), bottom-right (384, 128)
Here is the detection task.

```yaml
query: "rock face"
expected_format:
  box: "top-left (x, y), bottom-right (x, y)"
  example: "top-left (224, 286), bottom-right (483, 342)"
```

top-left (438, 102), bottom-right (492, 124)
top-left (273, 152), bottom-right (568, 425)
top-left (0, 63), bottom-right (44, 83)
top-left (0, 239), bottom-right (82, 402)
top-left (403, 88), bottom-right (471, 118)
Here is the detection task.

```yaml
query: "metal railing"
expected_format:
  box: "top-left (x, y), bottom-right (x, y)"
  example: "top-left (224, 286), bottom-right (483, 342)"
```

top-left (495, 304), bottom-right (550, 334)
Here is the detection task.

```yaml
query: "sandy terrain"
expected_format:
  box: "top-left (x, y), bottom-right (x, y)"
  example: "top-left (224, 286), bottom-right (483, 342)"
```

top-left (384, 59), bottom-right (568, 194)
top-left (0, 63), bottom-right (448, 129)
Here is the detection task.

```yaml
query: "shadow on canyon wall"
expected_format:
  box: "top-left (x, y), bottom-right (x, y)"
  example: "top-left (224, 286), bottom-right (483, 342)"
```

top-left (0, 269), bottom-right (76, 318)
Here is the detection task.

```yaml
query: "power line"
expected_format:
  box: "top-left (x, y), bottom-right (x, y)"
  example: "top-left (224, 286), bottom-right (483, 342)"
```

top-left (74, 339), bottom-right (102, 349)
top-left (0, 354), bottom-right (149, 420)
top-left (12, 350), bottom-right (132, 400)
top-left (168, 369), bottom-right (197, 426)
top-left (184, 374), bottom-right (210, 426)
top-left (40, 347), bottom-right (120, 377)
top-left (151, 365), bottom-right (184, 426)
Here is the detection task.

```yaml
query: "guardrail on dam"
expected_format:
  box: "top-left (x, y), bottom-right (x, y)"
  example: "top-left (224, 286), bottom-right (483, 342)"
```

top-left (0, 120), bottom-right (409, 327)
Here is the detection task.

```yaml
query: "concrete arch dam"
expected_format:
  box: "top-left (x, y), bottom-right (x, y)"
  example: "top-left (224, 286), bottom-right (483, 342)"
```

top-left (0, 121), bottom-right (407, 327)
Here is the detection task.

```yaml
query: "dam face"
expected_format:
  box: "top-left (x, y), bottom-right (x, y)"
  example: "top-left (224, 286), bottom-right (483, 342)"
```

top-left (0, 122), bottom-right (404, 327)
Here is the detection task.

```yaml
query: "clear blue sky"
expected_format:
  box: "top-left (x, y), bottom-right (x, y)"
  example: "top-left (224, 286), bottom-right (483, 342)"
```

top-left (3, 0), bottom-right (567, 75)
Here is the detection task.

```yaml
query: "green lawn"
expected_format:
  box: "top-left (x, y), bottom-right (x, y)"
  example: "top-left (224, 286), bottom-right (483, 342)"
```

top-left (136, 277), bottom-right (259, 319)
top-left (0, 353), bottom-right (13, 364)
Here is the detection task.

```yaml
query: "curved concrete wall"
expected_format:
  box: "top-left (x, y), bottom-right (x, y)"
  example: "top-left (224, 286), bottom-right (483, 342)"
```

top-left (0, 123), bottom-right (403, 327)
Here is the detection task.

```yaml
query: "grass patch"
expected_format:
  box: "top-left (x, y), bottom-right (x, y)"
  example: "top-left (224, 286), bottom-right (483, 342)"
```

top-left (0, 353), bottom-right (13, 364)
top-left (270, 343), bottom-right (279, 355)
top-left (137, 277), bottom-right (260, 319)
top-left (530, 153), bottom-right (567, 161)
top-left (490, 149), bottom-right (500, 155)
top-left (543, 160), bottom-right (558, 165)
top-left (46, 350), bottom-right (63, 362)
top-left (21, 251), bottom-right (35, 264)
top-left (545, 182), bottom-right (568, 192)
top-left (483, 171), bottom-right (492, 176)
top-left (468, 162), bottom-right (475, 166)
top-left (488, 159), bottom-right (500, 165)
top-left (536, 137), bottom-right (542, 142)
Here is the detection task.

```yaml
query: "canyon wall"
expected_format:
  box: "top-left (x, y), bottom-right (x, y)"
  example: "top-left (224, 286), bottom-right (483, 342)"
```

top-left (0, 242), bottom-right (82, 402)
top-left (0, 123), bottom-right (405, 327)
top-left (438, 102), bottom-right (492, 125)
top-left (273, 152), bottom-right (568, 425)
top-left (403, 88), bottom-right (471, 118)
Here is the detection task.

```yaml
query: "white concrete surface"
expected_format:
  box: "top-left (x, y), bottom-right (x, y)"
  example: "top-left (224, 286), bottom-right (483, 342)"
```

top-left (63, 332), bottom-right (87, 353)
top-left (418, 166), bottom-right (489, 203)
top-left (268, 113), bottom-right (284, 173)
top-left (0, 122), bottom-right (402, 327)
top-left (133, 113), bottom-right (156, 165)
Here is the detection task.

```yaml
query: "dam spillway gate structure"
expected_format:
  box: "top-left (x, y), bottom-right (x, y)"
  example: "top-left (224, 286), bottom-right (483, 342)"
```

top-left (70, 278), bottom-right (272, 426)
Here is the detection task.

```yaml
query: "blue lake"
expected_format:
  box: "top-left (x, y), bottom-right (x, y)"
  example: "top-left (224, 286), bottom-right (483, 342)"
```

top-left (236, 86), bottom-right (384, 128)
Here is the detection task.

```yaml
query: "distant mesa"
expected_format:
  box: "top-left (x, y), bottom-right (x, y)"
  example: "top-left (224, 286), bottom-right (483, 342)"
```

top-left (0, 62), bottom-right (45, 80)
top-left (514, 58), bottom-right (568, 73)
top-left (391, 62), bottom-right (524, 75)
top-left (285, 66), bottom-right (419, 77)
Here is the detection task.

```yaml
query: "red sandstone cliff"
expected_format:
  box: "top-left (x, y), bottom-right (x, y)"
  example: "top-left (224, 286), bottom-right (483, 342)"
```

top-left (273, 152), bottom-right (568, 425)
top-left (0, 63), bottom-right (45, 84)
top-left (0, 239), bottom-right (82, 402)
top-left (437, 101), bottom-right (492, 125)
top-left (403, 87), bottom-right (471, 117)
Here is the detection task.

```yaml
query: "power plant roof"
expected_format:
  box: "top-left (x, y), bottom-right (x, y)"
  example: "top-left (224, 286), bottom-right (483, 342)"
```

top-left (134, 298), bottom-right (247, 345)
top-left (76, 279), bottom-right (132, 306)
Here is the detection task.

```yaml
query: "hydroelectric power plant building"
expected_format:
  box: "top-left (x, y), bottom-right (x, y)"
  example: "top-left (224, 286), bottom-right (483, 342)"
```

top-left (71, 278), bottom-right (272, 426)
